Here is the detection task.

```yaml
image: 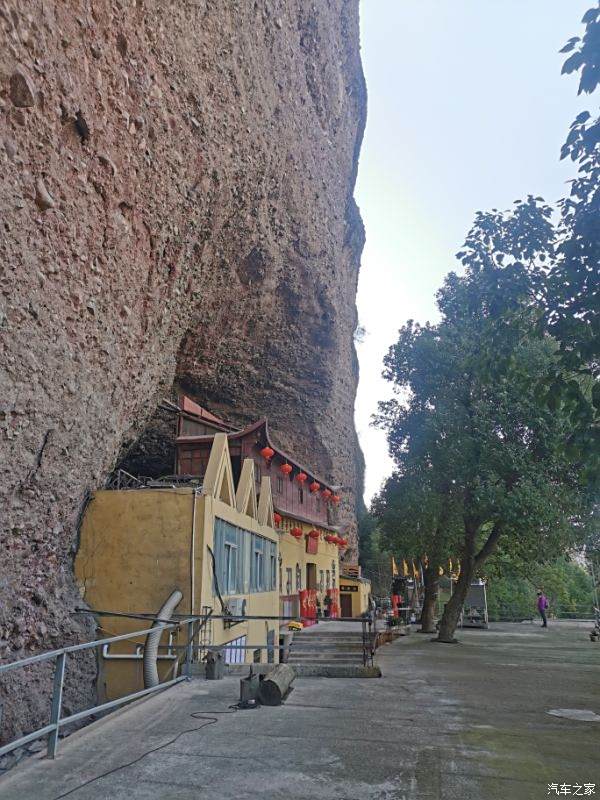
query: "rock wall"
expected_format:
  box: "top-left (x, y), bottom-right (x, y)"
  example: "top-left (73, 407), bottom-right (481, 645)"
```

top-left (0, 0), bottom-right (366, 741)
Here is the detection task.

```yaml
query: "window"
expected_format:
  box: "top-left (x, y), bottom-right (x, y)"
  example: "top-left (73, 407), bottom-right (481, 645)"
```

top-left (224, 635), bottom-right (247, 665)
top-left (250, 534), bottom-right (277, 592)
top-left (326, 570), bottom-right (330, 589)
top-left (270, 549), bottom-right (277, 591)
top-left (276, 476), bottom-right (283, 494)
top-left (286, 568), bottom-right (293, 594)
top-left (214, 519), bottom-right (277, 596)
top-left (295, 564), bottom-right (302, 591)
top-left (224, 541), bottom-right (238, 595)
top-left (251, 536), bottom-right (265, 592)
top-left (319, 570), bottom-right (324, 592)
top-left (214, 519), bottom-right (245, 596)
top-left (278, 555), bottom-right (283, 591)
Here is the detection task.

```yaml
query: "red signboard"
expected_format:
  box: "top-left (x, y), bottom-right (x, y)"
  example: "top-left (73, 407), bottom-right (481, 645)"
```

top-left (299, 589), bottom-right (317, 626)
top-left (326, 588), bottom-right (340, 619)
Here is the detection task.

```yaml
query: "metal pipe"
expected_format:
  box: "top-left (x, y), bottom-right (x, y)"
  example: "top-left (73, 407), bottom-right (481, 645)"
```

top-left (190, 490), bottom-right (201, 615)
top-left (143, 590), bottom-right (183, 689)
top-left (47, 652), bottom-right (66, 758)
top-left (101, 644), bottom-right (178, 661)
top-left (59, 676), bottom-right (187, 726)
top-left (0, 620), bottom-right (192, 674)
top-left (0, 725), bottom-right (56, 759)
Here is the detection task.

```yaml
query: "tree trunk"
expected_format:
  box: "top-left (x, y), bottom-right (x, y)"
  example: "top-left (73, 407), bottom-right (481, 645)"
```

top-left (437, 558), bottom-right (473, 642)
top-left (420, 566), bottom-right (439, 633)
top-left (258, 664), bottom-right (295, 706)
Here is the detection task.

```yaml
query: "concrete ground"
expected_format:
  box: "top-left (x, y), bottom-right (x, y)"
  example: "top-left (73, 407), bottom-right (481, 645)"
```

top-left (1, 620), bottom-right (599, 800)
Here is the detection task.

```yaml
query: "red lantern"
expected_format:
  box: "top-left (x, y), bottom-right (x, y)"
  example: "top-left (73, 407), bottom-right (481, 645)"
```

top-left (273, 513), bottom-right (282, 525)
top-left (338, 538), bottom-right (348, 548)
top-left (290, 527), bottom-right (303, 539)
top-left (280, 463), bottom-right (292, 476)
top-left (260, 446), bottom-right (275, 461)
top-left (296, 472), bottom-right (308, 483)
top-left (331, 494), bottom-right (341, 504)
top-left (324, 534), bottom-right (336, 544)
top-left (308, 529), bottom-right (320, 540)
top-left (309, 481), bottom-right (320, 494)
top-left (322, 488), bottom-right (332, 501)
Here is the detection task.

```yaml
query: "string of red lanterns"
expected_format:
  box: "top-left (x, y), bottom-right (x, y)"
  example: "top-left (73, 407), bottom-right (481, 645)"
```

top-left (290, 527), bottom-right (303, 539)
top-left (273, 513), bottom-right (282, 526)
top-left (259, 446), bottom-right (342, 508)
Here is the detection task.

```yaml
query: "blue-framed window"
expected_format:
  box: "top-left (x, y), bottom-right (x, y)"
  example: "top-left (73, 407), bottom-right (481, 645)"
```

top-left (214, 519), bottom-right (277, 596)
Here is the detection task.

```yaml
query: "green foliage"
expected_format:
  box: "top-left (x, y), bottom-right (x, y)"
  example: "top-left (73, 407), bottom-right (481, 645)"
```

top-left (372, 8), bottom-right (599, 628)
top-left (542, 3), bottom-right (600, 482)
top-left (486, 558), bottom-right (595, 620)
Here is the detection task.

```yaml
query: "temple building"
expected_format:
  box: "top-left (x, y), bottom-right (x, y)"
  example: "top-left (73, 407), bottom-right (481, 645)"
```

top-left (74, 396), bottom-right (371, 700)
top-left (174, 396), bottom-right (351, 622)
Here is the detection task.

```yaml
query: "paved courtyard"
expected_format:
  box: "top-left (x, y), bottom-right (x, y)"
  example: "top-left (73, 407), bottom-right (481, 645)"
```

top-left (1, 620), bottom-right (599, 799)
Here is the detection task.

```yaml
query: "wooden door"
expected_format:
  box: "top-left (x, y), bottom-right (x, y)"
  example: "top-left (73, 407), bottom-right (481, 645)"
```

top-left (340, 593), bottom-right (353, 618)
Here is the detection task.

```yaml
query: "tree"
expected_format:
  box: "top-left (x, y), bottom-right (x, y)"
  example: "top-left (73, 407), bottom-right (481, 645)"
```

top-left (485, 556), bottom-right (595, 621)
top-left (542, 4), bottom-right (600, 483)
top-left (372, 443), bottom-right (463, 632)
top-left (374, 5), bottom-right (599, 642)
top-left (376, 212), bottom-right (592, 641)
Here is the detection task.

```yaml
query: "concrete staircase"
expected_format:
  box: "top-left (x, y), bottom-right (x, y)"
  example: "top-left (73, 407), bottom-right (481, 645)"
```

top-left (288, 629), bottom-right (365, 666)
top-left (286, 626), bottom-right (381, 677)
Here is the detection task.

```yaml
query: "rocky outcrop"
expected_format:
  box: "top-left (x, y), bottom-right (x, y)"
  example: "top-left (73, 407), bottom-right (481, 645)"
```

top-left (0, 0), bottom-right (365, 741)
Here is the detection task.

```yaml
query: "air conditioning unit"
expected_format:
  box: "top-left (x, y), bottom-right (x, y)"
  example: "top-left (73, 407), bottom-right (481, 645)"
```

top-left (224, 597), bottom-right (247, 627)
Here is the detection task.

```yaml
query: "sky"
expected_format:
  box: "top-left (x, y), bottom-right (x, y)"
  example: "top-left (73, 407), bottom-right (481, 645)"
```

top-left (354, 0), bottom-right (591, 503)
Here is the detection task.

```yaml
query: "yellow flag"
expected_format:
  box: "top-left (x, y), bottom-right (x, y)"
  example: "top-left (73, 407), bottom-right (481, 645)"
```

top-left (449, 558), bottom-right (453, 573)
top-left (412, 561), bottom-right (419, 578)
top-left (402, 559), bottom-right (409, 576)
top-left (439, 565), bottom-right (444, 576)
top-left (391, 557), bottom-right (399, 577)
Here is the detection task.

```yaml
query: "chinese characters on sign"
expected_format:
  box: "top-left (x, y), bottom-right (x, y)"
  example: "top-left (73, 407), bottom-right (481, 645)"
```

top-left (548, 784), bottom-right (595, 796)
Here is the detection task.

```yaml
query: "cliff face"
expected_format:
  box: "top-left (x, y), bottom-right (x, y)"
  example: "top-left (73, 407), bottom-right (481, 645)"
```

top-left (0, 0), bottom-right (365, 740)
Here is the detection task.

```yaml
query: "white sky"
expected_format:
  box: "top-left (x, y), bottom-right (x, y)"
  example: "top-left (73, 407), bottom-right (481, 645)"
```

top-left (354, 0), bottom-right (591, 503)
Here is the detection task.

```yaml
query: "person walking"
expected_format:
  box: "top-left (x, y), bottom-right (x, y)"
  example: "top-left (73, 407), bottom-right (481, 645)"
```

top-left (537, 590), bottom-right (549, 627)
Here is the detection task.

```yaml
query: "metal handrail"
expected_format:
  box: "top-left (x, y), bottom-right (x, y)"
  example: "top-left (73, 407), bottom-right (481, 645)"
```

top-left (0, 609), bottom-right (376, 761)
top-left (0, 613), bottom-right (210, 760)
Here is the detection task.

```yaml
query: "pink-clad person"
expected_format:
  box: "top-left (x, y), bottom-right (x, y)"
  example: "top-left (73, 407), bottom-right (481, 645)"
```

top-left (537, 590), bottom-right (549, 628)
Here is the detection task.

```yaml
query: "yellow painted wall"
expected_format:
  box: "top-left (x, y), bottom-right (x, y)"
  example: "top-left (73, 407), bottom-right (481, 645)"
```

top-left (199, 494), bottom-right (279, 668)
top-left (76, 485), bottom-right (279, 701)
top-left (339, 575), bottom-right (371, 617)
top-left (75, 489), bottom-right (198, 701)
top-left (278, 516), bottom-right (341, 616)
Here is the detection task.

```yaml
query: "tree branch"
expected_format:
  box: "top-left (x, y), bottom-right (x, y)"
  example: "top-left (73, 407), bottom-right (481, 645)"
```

top-left (474, 522), bottom-right (503, 568)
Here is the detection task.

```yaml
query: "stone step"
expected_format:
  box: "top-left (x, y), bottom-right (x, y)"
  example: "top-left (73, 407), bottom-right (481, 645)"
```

top-left (291, 642), bottom-right (363, 653)
top-left (294, 631), bottom-right (364, 637)
top-left (292, 636), bottom-right (364, 644)
top-left (292, 664), bottom-right (382, 678)
top-left (289, 653), bottom-right (364, 662)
